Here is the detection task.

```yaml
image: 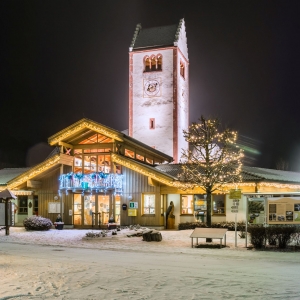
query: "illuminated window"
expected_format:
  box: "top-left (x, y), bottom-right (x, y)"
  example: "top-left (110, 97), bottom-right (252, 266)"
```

top-left (79, 134), bottom-right (113, 144)
top-left (125, 149), bottom-right (135, 158)
top-left (73, 194), bottom-right (82, 225)
top-left (180, 61), bottom-right (185, 78)
top-left (144, 54), bottom-right (162, 72)
top-left (97, 155), bottom-right (111, 173)
top-left (194, 194), bottom-right (207, 211)
top-left (97, 148), bottom-right (111, 153)
top-left (83, 156), bottom-right (97, 174)
top-left (161, 194), bottom-right (166, 215)
top-left (74, 155), bottom-right (83, 173)
top-left (181, 195), bottom-right (193, 214)
top-left (115, 195), bottom-right (121, 224)
top-left (146, 157), bottom-right (153, 165)
top-left (213, 194), bottom-right (226, 215)
top-left (18, 196), bottom-right (28, 214)
top-left (98, 195), bottom-right (110, 224)
top-left (136, 153), bottom-right (144, 162)
top-left (143, 194), bottom-right (155, 215)
top-left (149, 118), bottom-right (155, 129)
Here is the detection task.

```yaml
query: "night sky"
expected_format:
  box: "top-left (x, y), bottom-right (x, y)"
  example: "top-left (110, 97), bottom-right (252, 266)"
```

top-left (1, 1), bottom-right (300, 170)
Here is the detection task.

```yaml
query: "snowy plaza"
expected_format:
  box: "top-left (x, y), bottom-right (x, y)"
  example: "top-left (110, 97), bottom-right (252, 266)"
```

top-left (1, 227), bottom-right (300, 299)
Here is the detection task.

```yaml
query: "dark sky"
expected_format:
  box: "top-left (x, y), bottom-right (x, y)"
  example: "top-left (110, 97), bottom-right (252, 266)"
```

top-left (1, 0), bottom-right (300, 170)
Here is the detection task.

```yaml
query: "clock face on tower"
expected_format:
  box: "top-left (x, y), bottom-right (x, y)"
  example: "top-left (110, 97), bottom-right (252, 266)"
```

top-left (144, 79), bottom-right (160, 97)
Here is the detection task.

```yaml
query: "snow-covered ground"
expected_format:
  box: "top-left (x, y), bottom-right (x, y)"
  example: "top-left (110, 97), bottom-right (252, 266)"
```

top-left (1, 227), bottom-right (300, 299)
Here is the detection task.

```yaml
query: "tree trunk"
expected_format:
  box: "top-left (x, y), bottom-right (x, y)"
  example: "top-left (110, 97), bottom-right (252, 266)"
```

top-left (206, 191), bottom-right (212, 242)
top-left (206, 190), bottom-right (212, 227)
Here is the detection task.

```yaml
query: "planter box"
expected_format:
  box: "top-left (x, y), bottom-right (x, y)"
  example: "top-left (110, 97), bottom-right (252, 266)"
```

top-left (54, 222), bottom-right (64, 230)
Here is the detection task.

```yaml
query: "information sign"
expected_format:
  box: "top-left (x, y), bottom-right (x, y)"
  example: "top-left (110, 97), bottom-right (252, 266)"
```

top-left (129, 202), bottom-right (138, 209)
top-left (229, 189), bottom-right (242, 199)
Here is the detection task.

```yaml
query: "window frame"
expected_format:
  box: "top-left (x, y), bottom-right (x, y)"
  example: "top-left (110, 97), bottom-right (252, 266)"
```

top-left (180, 194), bottom-right (194, 215)
top-left (144, 54), bottom-right (162, 73)
top-left (142, 193), bottom-right (156, 215)
top-left (212, 194), bottom-right (226, 215)
top-left (18, 196), bottom-right (28, 214)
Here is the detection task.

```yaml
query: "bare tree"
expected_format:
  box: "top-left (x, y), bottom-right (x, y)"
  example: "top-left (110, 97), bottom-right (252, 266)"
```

top-left (276, 158), bottom-right (289, 171)
top-left (179, 116), bottom-right (244, 227)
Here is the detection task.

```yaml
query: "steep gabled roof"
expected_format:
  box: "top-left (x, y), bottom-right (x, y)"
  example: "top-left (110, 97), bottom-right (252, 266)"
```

top-left (130, 19), bottom-right (187, 54)
top-left (48, 118), bottom-right (173, 163)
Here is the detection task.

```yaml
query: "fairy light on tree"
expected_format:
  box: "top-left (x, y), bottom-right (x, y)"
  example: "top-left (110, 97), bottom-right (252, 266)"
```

top-left (179, 116), bottom-right (244, 227)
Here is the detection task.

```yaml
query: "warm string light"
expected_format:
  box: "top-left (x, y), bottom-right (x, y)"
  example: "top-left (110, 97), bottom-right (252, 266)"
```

top-left (180, 117), bottom-right (244, 192)
top-left (48, 119), bottom-right (122, 146)
top-left (6, 155), bottom-right (61, 190)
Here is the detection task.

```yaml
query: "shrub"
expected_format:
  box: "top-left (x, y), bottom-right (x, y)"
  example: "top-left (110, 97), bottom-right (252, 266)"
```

top-left (178, 221), bottom-right (245, 231)
top-left (292, 227), bottom-right (300, 246)
top-left (275, 226), bottom-right (296, 249)
top-left (249, 225), bottom-right (298, 249)
top-left (23, 216), bottom-right (53, 231)
top-left (248, 226), bottom-right (266, 249)
top-left (265, 226), bottom-right (277, 246)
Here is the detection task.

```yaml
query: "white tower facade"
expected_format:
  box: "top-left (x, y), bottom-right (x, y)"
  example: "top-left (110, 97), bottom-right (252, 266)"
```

top-left (129, 19), bottom-right (189, 163)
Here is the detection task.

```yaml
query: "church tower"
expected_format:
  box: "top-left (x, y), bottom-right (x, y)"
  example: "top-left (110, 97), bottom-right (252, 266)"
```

top-left (129, 19), bottom-right (189, 163)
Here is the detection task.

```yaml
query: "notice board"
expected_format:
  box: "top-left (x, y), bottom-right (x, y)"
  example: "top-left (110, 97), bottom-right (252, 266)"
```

top-left (267, 197), bottom-right (300, 224)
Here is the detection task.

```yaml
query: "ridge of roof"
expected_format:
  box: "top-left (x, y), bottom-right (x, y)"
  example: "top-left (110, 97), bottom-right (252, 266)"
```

top-left (130, 19), bottom-right (184, 51)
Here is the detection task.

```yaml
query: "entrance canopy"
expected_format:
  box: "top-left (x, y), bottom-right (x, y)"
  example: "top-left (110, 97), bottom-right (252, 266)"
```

top-left (0, 189), bottom-right (17, 200)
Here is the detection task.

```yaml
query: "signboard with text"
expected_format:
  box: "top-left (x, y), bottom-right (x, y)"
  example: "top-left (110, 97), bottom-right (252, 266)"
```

top-left (267, 197), bottom-right (300, 224)
top-left (229, 189), bottom-right (242, 199)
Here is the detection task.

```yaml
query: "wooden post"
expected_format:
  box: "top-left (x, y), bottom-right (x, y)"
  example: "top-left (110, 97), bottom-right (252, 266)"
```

top-left (167, 217), bottom-right (175, 229)
top-left (5, 200), bottom-right (9, 236)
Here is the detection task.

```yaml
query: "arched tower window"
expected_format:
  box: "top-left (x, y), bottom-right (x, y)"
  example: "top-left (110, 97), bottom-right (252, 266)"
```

top-left (156, 55), bottom-right (162, 71)
top-left (180, 60), bottom-right (185, 79)
top-left (144, 56), bottom-right (151, 72)
top-left (144, 54), bottom-right (162, 72)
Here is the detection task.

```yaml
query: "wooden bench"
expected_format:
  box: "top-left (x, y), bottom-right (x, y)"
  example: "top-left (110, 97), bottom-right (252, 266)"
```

top-left (190, 228), bottom-right (228, 249)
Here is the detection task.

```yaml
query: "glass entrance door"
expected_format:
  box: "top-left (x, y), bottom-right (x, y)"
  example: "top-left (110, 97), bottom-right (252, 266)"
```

top-left (73, 193), bottom-right (119, 227)
top-left (98, 195), bottom-right (110, 225)
top-left (84, 195), bottom-right (95, 225)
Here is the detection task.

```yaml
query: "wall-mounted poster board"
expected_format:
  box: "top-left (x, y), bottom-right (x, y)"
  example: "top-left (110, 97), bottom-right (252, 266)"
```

top-left (267, 197), bottom-right (300, 224)
top-left (48, 202), bottom-right (64, 214)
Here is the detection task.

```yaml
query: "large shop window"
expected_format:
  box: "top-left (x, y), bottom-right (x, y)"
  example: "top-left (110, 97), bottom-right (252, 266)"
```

top-left (18, 196), bottom-right (28, 214)
top-left (181, 195), bottom-right (194, 214)
top-left (213, 194), bottom-right (226, 215)
top-left (143, 194), bottom-right (155, 215)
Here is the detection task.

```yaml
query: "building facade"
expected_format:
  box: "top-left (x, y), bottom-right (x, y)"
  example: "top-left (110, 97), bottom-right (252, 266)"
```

top-left (2, 20), bottom-right (300, 229)
top-left (129, 19), bottom-right (189, 163)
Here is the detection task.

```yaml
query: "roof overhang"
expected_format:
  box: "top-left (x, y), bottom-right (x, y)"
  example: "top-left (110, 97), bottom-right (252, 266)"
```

top-left (48, 118), bottom-right (123, 146)
top-left (111, 153), bottom-right (176, 187)
top-left (2, 154), bottom-right (61, 191)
